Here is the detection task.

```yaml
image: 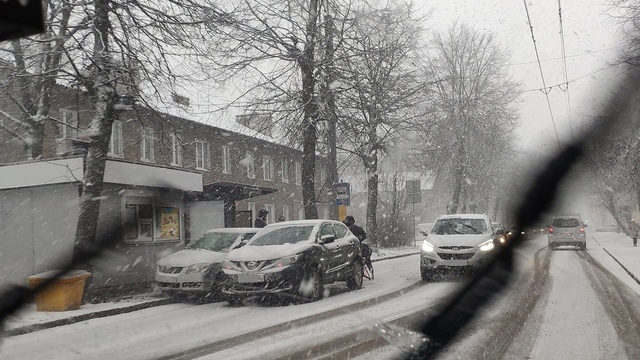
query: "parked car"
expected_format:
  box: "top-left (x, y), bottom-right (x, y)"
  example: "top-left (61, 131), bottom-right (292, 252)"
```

top-left (155, 228), bottom-right (258, 297)
top-left (220, 220), bottom-right (363, 304)
top-left (420, 214), bottom-right (499, 281)
top-left (548, 215), bottom-right (586, 250)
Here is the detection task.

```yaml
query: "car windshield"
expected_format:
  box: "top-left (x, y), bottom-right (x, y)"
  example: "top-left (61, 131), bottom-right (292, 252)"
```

top-left (432, 218), bottom-right (488, 235)
top-left (4, 1), bottom-right (640, 359)
top-left (249, 226), bottom-right (315, 246)
top-left (186, 232), bottom-right (241, 251)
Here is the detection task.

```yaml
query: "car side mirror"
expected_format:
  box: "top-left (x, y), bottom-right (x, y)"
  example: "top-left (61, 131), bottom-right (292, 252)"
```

top-left (320, 234), bottom-right (336, 244)
top-left (235, 240), bottom-right (249, 248)
top-left (420, 230), bottom-right (428, 236)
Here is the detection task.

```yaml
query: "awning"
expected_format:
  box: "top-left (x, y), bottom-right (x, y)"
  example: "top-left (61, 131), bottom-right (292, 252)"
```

top-left (193, 181), bottom-right (277, 202)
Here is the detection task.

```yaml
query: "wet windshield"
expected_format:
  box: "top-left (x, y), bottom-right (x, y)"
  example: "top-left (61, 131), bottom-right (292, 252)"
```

top-left (249, 226), bottom-right (315, 246)
top-left (3, 1), bottom-right (640, 359)
top-left (187, 232), bottom-right (241, 251)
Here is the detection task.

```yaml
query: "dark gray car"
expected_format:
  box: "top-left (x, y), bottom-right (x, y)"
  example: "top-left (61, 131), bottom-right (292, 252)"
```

top-left (548, 216), bottom-right (586, 250)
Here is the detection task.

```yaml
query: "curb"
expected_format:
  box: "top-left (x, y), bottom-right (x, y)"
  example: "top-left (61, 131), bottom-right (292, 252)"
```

top-left (589, 235), bottom-right (640, 287)
top-left (3, 252), bottom-right (419, 337)
top-left (3, 298), bottom-right (172, 337)
top-left (372, 251), bottom-right (419, 263)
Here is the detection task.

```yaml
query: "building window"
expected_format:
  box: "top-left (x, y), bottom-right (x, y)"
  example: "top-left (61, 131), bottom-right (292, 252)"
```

top-left (170, 133), bottom-right (182, 166)
top-left (245, 151), bottom-right (255, 179)
top-left (320, 169), bottom-right (326, 186)
top-left (298, 206), bottom-right (305, 220)
top-left (108, 121), bottom-right (123, 157)
top-left (195, 140), bottom-right (210, 170)
top-left (264, 204), bottom-right (275, 224)
top-left (323, 206), bottom-right (329, 220)
top-left (222, 145), bottom-right (231, 174)
top-left (295, 161), bottom-right (302, 185)
top-left (58, 109), bottom-right (77, 139)
top-left (281, 159), bottom-right (289, 183)
top-left (282, 205), bottom-right (290, 221)
top-left (263, 156), bottom-right (273, 181)
top-left (141, 128), bottom-right (154, 162)
top-left (248, 202), bottom-right (256, 224)
top-left (123, 197), bottom-right (181, 243)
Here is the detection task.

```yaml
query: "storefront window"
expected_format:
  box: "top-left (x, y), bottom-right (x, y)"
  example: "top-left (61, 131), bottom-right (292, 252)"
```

top-left (124, 197), bottom-right (181, 243)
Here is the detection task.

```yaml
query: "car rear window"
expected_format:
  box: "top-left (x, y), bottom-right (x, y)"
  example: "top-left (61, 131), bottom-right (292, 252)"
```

top-left (552, 218), bottom-right (581, 228)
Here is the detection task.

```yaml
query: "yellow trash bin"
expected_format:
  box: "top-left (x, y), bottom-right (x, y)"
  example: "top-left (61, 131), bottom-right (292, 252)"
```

top-left (27, 270), bottom-right (92, 311)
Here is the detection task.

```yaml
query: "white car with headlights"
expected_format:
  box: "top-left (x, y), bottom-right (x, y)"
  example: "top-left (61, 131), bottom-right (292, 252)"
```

top-left (155, 228), bottom-right (257, 296)
top-left (420, 214), bottom-right (498, 281)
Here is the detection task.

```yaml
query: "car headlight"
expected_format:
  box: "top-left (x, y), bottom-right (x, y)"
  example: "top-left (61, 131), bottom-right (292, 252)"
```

top-left (422, 240), bottom-right (435, 253)
top-left (274, 254), bottom-right (301, 267)
top-left (499, 236), bottom-right (507, 244)
top-left (478, 239), bottom-right (495, 252)
top-left (185, 263), bottom-right (210, 274)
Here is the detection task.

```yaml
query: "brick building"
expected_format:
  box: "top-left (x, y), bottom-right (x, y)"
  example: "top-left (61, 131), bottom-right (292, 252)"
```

top-left (0, 83), bottom-right (330, 288)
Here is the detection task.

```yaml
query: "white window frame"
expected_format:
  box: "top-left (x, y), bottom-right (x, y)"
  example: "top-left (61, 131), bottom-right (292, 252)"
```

top-left (295, 161), bottom-right (302, 185)
top-left (263, 155), bottom-right (273, 181)
top-left (58, 109), bottom-right (78, 139)
top-left (320, 169), bottom-right (326, 186)
top-left (281, 159), bottom-right (289, 183)
top-left (170, 133), bottom-right (182, 167)
top-left (222, 145), bottom-right (231, 174)
top-left (108, 120), bottom-right (123, 157)
top-left (282, 205), bottom-right (290, 221)
top-left (141, 127), bottom-right (155, 162)
top-left (245, 151), bottom-right (255, 179)
top-left (264, 204), bottom-right (275, 224)
top-left (195, 140), bottom-right (210, 170)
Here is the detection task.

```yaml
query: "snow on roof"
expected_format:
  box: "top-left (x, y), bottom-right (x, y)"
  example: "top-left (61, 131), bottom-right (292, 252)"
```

top-left (264, 219), bottom-right (340, 227)
top-left (204, 227), bottom-right (258, 234)
top-left (437, 213), bottom-right (490, 220)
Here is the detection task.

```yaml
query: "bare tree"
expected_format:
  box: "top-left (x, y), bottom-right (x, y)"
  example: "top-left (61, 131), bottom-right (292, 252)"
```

top-left (420, 23), bottom-right (519, 214)
top-left (333, 1), bottom-right (425, 245)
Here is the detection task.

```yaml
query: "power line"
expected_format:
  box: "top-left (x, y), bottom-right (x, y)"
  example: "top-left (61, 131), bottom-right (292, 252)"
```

top-left (522, 0), bottom-right (562, 148)
top-left (558, 0), bottom-right (573, 137)
top-left (519, 63), bottom-right (621, 94)
top-left (507, 45), bottom-right (625, 66)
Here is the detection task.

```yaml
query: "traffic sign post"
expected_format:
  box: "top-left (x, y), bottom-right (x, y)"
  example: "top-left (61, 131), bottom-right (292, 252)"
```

top-left (334, 182), bottom-right (350, 206)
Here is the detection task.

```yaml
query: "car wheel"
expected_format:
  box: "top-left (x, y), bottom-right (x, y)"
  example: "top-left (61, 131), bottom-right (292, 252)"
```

top-left (299, 267), bottom-right (323, 302)
top-left (346, 260), bottom-right (364, 290)
top-left (421, 268), bottom-right (433, 282)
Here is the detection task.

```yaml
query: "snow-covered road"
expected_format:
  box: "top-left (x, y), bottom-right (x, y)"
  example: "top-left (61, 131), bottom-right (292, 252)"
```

top-left (0, 254), bottom-right (455, 360)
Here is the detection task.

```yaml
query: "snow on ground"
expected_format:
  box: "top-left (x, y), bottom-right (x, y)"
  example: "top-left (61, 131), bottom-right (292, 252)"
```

top-left (504, 249), bottom-right (628, 359)
top-left (587, 232), bottom-right (640, 297)
top-left (0, 255), bottom-right (427, 360)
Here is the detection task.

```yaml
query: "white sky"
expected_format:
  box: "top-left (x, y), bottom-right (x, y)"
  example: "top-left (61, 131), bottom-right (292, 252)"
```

top-left (427, 0), bottom-right (626, 152)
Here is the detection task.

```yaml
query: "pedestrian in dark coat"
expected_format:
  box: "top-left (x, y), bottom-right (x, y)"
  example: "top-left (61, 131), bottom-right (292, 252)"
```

top-left (344, 215), bottom-right (373, 279)
top-left (255, 209), bottom-right (269, 228)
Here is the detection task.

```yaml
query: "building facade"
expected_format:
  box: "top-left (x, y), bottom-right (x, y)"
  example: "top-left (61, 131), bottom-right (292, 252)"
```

top-left (0, 84), bottom-right (331, 289)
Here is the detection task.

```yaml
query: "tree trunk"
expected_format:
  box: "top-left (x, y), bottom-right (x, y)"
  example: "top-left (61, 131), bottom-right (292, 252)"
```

top-left (366, 160), bottom-right (379, 247)
top-left (451, 142), bottom-right (465, 213)
top-left (73, 0), bottom-right (117, 259)
top-left (324, 14), bottom-right (338, 220)
top-left (300, 0), bottom-right (319, 220)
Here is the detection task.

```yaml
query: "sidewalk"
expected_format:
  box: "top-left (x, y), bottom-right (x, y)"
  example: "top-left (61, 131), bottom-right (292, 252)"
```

top-left (588, 232), bottom-right (640, 297)
top-left (1, 248), bottom-right (419, 337)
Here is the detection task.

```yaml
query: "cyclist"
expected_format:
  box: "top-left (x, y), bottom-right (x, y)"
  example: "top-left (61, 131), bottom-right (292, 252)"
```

top-left (344, 215), bottom-right (373, 279)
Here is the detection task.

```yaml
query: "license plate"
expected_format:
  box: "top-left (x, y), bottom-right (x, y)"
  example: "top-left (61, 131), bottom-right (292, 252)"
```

top-left (444, 260), bottom-right (468, 266)
top-left (156, 275), bottom-right (177, 283)
top-left (237, 274), bottom-right (264, 283)
top-left (560, 233), bottom-right (573, 238)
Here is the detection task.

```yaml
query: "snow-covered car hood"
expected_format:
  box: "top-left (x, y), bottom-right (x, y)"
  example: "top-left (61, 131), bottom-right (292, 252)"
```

top-left (426, 233), bottom-right (494, 247)
top-left (226, 242), bottom-right (315, 261)
top-left (157, 249), bottom-right (226, 267)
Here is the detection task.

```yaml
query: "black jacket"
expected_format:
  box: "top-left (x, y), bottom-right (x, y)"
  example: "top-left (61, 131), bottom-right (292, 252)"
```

top-left (254, 217), bottom-right (267, 228)
top-left (348, 224), bottom-right (366, 242)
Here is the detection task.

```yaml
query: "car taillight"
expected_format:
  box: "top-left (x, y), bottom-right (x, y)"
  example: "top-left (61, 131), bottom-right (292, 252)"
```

top-left (549, 228), bottom-right (553, 234)
top-left (580, 227), bottom-right (585, 233)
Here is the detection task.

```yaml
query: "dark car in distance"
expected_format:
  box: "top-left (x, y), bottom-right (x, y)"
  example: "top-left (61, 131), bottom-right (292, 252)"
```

top-left (220, 220), bottom-right (363, 304)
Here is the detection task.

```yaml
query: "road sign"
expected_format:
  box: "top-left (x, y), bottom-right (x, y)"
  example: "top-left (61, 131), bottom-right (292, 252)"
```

top-left (406, 179), bottom-right (422, 203)
top-left (334, 182), bottom-right (350, 206)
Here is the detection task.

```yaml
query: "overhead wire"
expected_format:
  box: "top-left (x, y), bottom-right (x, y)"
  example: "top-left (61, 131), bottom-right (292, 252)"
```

top-left (558, 0), bottom-right (574, 138)
top-left (522, 0), bottom-right (562, 148)
top-left (519, 63), bottom-right (621, 94)
top-left (507, 45), bottom-right (625, 66)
